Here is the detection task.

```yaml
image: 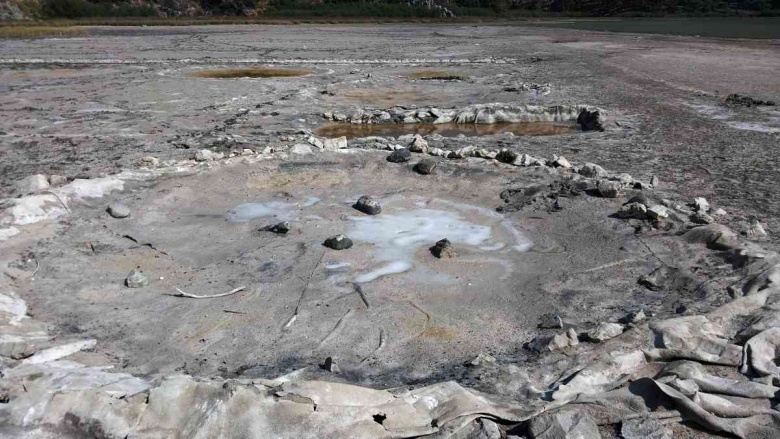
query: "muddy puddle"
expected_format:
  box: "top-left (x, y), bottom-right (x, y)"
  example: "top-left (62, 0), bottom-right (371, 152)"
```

top-left (315, 121), bottom-right (580, 138)
top-left (191, 67), bottom-right (311, 79)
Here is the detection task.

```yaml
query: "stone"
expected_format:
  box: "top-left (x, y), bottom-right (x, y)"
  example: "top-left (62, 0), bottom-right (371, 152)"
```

top-left (650, 175), bottom-right (660, 187)
top-left (320, 356), bottom-right (340, 374)
top-left (408, 134), bottom-right (428, 153)
top-left (576, 108), bottom-right (604, 132)
top-left (354, 196), bottom-right (382, 215)
top-left (430, 238), bottom-right (457, 259)
top-left (496, 149), bottom-right (519, 164)
top-left (538, 313), bottom-right (564, 329)
top-left (265, 221), bottom-right (290, 234)
top-left (514, 154), bottom-right (545, 167)
top-left (106, 202), bottom-right (130, 219)
top-left (16, 174), bottom-right (49, 195)
top-left (139, 156), bottom-right (160, 167)
top-left (587, 322), bottom-right (624, 342)
top-left (693, 197), bottom-right (710, 213)
top-left (378, 111), bottom-right (391, 121)
top-left (596, 180), bottom-right (622, 198)
top-left (551, 155), bottom-right (572, 168)
top-left (465, 353), bottom-right (497, 367)
top-left (473, 418), bottom-right (502, 439)
top-left (578, 162), bottom-right (607, 178)
top-left (387, 148), bottom-right (412, 163)
top-left (125, 269), bottom-right (148, 288)
top-left (746, 219), bottom-right (768, 240)
top-left (414, 159), bottom-right (437, 175)
top-left (194, 149), bottom-right (223, 161)
top-left (626, 309), bottom-right (646, 324)
top-left (307, 136), bottom-right (324, 149)
top-left (332, 112), bottom-right (348, 122)
top-left (646, 205), bottom-right (669, 220)
top-left (323, 235), bottom-right (353, 250)
top-left (613, 173), bottom-right (635, 187)
top-left (690, 211), bottom-right (715, 224)
top-left (429, 147), bottom-right (446, 156)
top-left (323, 136), bottom-right (347, 150)
top-left (617, 202), bottom-right (647, 219)
top-left (48, 175), bottom-right (68, 186)
top-left (290, 144), bottom-right (314, 155)
top-left (713, 207), bottom-right (727, 216)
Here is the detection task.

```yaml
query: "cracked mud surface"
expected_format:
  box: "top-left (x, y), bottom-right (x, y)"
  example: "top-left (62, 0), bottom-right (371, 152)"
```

top-left (1, 24), bottom-right (779, 247)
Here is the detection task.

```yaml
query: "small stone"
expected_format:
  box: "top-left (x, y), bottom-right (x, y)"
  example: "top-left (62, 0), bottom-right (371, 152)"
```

top-left (429, 147), bottom-right (446, 156)
top-left (414, 159), bottom-right (437, 175)
top-left (465, 353), bottom-right (497, 367)
top-left (646, 205), bottom-right (669, 220)
top-left (194, 149), bottom-right (224, 162)
top-left (596, 180), bottom-right (622, 198)
top-left (139, 156), bottom-right (160, 167)
top-left (106, 202), bottom-right (130, 219)
top-left (625, 195), bottom-right (650, 206)
top-left (332, 112), bottom-right (348, 122)
top-left (551, 155), bottom-right (572, 169)
top-left (713, 207), bottom-right (727, 216)
top-left (746, 219), bottom-right (768, 240)
top-left (693, 197), bottom-right (710, 213)
top-left (354, 196), bottom-right (382, 215)
top-left (323, 136), bottom-right (347, 150)
top-left (587, 322), bottom-right (624, 342)
top-left (690, 211), bottom-right (715, 224)
top-left (617, 202), bottom-right (647, 219)
top-left (320, 356), bottom-right (340, 373)
top-left (430, 238), bottom-right (457, 259)
top-left (290, 144), bottom-right (314, 155)
top-left (125, 269), bottom-right (148, 288)
top-left (16, 174), bottom-right (49, 195)
top-left (387, 148), bottom-right (412, 163)
top-left (265, 221), bottom-right (290, 234)
top-left (242, 148), bottom-right (255, 155)
top-left (307, 136), bottom-right (324, 149)
top-left (538, 313), bottom-right (564, 329)
top-left (626, 309), bottom-right (646, 324)
top-left (323, 235), bottom-right (353, 250)
top-left (650, 175), bottom-right (660, 187)
top-left (496, 149), bottom-right (519, 164)
top-left (48, 175), bottom-right (68, 186)
top-left (613, 173), bottom-right (635, 187)
top-left (322, 111), bottom-right (334, 120)
top-left (578, 162), bottom-right (608, 178)
top-left (408, 134), bottom-right (428, 153)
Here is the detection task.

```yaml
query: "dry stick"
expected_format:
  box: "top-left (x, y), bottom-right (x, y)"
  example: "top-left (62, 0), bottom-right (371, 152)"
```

top-left (318, 309), bottom-right (354, 347)
top-left (172, 285), bottom-right (246, 299)
top-left (43, 190), bottom-right (70, 213)
top-left (284, 251), bottom-right (324, 329)
top-left (359, 328), bottom-right (386, 364)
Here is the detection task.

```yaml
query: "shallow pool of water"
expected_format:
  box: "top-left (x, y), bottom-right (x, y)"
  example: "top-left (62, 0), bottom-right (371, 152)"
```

top-left (315, 121), bottom-right (579, 139)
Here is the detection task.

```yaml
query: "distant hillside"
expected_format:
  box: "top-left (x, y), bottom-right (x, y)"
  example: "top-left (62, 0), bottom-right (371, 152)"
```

top-left (1, 0), bottom-right (778, 20)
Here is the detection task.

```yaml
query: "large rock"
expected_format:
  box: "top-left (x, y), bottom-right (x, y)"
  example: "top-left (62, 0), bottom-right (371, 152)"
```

top-left (290, 144), bottom-right (314, 155)
top-left (323, 136), bottom-right (348, 151)
top-left (106, 202), bottom-right (131, 219)
top-left (408, 134), bottom-right (429, 153)
top-left (683, 224), bottom-right (739, 250)
top-left (414, 159), bottom-right (437, 175)
top-left (576, 108), bottom-right (605, 132)
top-left (596, 180), bottom-right (622, 198)
top-left (587, 322), bottom-right (624, 342)
top-left (354, 196), bottom-right (382, 215)
top-left (578, 163), bottom-right (607, 178)
top-left (387, 148), bottom-right (412, 163)
top-left (194, 149), bottom-right (223, 162)
top-left (323, 234), bottom-right (353, 250)
top-left (617, 202), bottom-right (647, 219)
top-left (16, 174), bottom-right (49, 195)
top-left (496, 149), bottom-right (519, 164)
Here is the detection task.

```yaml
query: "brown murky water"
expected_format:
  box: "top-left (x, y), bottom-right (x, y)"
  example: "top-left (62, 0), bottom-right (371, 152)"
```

top-left (315, 122), bottom-right (580, 139)
top-left (191, 68), bottom-right (311, 79)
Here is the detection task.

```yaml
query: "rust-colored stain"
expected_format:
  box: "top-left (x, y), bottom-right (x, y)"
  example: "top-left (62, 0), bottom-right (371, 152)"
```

top-left (191, 68), bottom-right (311, 79)
top-left (419, 326), bottom-right (457, 341)
top-left (406, 70), bottom-right (465, 81)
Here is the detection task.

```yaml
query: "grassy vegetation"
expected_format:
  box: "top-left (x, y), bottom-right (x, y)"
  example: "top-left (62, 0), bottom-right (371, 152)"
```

top-left (191, 67), bottom-right (312, 78)
top-left (406, 70), bottom-right (466, 81)
top-left (0, 25), bottom-right (87, 38)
